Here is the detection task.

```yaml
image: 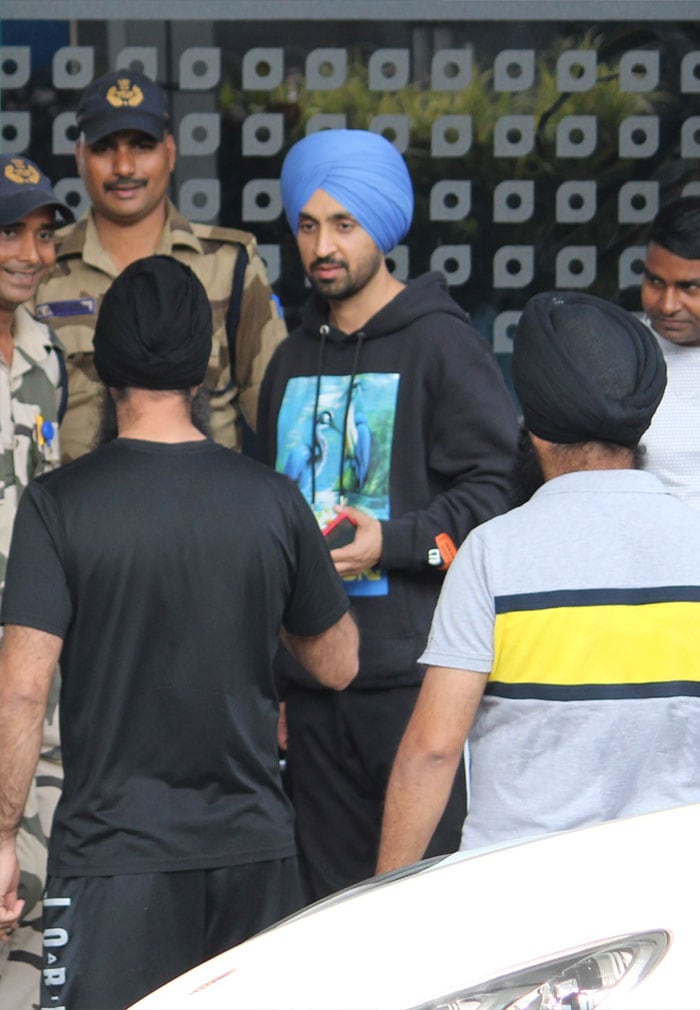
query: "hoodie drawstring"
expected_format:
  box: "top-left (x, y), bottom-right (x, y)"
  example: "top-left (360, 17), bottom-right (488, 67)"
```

top-left (309, 326), bottom-right (329, 504)
top-left (309, 325), bottom-right (365, 506)
top-left (338, 331), bottom-right (364, 500)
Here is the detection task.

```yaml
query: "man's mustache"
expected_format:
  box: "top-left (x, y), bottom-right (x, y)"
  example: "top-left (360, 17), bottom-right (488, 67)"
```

top-left (105, 178), bottom-right (148, 191)
top-left (310, 256), bottom-right (347, 270)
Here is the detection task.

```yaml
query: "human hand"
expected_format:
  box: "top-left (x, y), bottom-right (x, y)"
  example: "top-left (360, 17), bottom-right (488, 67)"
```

top-left (0, 838), bottom-right (23, 941)
top-left (330, 505), bottom-right (382, 577)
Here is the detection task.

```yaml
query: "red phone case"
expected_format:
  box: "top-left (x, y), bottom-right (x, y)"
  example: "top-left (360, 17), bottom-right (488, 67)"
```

top-left (322, 513), bottom-right (357, 549)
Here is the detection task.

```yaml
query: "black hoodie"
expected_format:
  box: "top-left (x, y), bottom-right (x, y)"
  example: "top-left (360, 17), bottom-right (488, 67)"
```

top-left (257, 272), bottom-right (519, 689)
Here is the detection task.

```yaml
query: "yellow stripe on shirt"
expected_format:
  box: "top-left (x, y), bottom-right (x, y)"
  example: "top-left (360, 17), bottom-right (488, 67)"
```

top-left (493, 599), bottom-right (700, 688)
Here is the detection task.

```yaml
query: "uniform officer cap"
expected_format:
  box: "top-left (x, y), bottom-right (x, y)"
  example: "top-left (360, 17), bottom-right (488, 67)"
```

top-left (77, 68), bottom-right (169, 144)
top-left (0, 155), bottom-right (73, 226)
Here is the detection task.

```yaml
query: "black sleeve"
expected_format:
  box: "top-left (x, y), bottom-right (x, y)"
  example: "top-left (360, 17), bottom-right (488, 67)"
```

top-left (381, 326), bottom-right (519, 572)
top-left (1, 481), bottom-right (72, 638)
top-left (282, 481), bottom-right (349, 637)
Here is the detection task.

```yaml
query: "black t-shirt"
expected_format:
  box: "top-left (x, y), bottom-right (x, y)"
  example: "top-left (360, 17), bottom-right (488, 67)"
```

top-left (2, 438), bottom-right (349, 876)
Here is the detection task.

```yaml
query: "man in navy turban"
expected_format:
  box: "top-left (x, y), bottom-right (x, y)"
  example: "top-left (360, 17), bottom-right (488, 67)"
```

top-left (257, 128), bottom-right (519, 901)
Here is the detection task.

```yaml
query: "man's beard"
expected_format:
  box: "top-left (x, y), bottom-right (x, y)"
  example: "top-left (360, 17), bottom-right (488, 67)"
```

top-left (308, 248), bottom-right (384, 302)
top-left (96, 386), bottom-right (212, 447)
top-left (508, 426), bottom-right (546, 507)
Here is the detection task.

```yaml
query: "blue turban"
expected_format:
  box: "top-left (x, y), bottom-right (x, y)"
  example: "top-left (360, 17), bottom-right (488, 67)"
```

top-left (280, 130), bottom-right (414, 253)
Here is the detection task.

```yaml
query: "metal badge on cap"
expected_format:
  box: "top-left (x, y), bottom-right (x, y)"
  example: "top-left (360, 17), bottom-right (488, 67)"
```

top-left (106, 77), bottom-right (145, 109)
top-left (4, 158), bottom-right (41, 186)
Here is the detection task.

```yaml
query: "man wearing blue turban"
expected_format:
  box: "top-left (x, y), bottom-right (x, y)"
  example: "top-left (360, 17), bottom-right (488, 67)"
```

top-left (280, 129), bottom-right (414, 256)
top-left (258, 128), bottom-right (519, 900)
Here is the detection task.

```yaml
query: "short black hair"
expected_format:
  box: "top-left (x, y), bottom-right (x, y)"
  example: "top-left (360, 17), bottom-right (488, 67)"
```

top-left (648, 196), bottom-right (700, 260)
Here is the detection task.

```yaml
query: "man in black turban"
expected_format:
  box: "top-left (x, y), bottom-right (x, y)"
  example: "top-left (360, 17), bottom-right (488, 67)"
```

top-left (509, 290), bottom-right (666, 497)
top-left (377, 290), bottom-right (700, 874)
top-left (94, 254), bottom-right (212, 392)
top-left (509, 291), bottom-right (668, 502)
top-left (514, 290), bottom-right (666, 449)
top-left (0, 256), bottom-right (359, 1009)
top-left (93, 255), bottom-right (213, 442)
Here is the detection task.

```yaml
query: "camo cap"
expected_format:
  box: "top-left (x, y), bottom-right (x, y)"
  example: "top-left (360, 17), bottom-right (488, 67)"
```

top-left (77, 68), bottom-right (169, 144)
top-left (0, 154), bottom-right (73, 226)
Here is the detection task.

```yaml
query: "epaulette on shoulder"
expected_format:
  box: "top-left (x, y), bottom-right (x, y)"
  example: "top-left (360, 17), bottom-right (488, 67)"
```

top-left (190, 222), bottom-right (256, 254)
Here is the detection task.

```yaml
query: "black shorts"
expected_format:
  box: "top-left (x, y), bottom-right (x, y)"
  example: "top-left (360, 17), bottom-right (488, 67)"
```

top-left (41, 857), bottom-right (304, 1010)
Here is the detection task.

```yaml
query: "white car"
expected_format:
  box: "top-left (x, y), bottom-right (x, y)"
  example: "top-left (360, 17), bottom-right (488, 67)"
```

top-left (130, 803), bottom-right (700, 1010)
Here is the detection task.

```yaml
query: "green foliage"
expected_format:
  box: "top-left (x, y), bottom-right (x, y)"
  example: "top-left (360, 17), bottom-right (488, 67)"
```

top-left (228, 30), bottom-right (656, 179)
top-left (219, 27), bottom-right (693, 309)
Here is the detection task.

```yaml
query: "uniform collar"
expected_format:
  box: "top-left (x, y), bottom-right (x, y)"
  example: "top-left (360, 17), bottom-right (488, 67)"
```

top-left (535, 468), bottom-right (668, 498)
top-left (160, 200), bottom-right (204, 254)
top-left (56, 199), bottom-right (204, 275)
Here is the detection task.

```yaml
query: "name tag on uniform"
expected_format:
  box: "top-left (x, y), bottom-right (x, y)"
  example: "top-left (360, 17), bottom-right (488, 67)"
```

top-left (35, 298), bottom-right (96, 319)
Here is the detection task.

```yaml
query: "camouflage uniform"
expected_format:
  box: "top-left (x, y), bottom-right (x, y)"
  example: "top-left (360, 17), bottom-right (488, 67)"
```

top-left (33, 200), bottom-right (287, 461)
top-left (0, 306), bottom-right (63, 1010)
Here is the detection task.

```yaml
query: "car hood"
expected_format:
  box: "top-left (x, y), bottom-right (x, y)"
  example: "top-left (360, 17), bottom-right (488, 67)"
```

top-left (129, 803), bottom-right (700, 1009)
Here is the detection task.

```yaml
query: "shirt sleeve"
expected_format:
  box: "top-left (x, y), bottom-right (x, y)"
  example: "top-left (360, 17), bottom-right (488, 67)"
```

top-left (282, 481), bottom-right (350, 637)
top-left (419, 526), bottom-right (495, 673)
top-left (1, 481), bottom-right (72, 638)
top-left (233, 241), bottom-right (288, 434)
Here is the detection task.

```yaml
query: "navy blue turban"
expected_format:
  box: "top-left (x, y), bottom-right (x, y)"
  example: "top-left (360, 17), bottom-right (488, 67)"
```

top-left (514, 291), bottom-right (667, 447)
top-left (280, 129), bottom-right (414, 253)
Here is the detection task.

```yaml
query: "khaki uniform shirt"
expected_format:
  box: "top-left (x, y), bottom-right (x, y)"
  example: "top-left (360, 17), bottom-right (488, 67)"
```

top-left (0, 307), bottom-right (62, 969)
top-left (33, 201), bottom-right (287, 461)
top-left (0, 305), bottom-right (62, 588)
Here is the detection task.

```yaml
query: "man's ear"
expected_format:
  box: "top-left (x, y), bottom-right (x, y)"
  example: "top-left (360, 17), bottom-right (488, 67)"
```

top-left (74, 139), bottom-right (85, 178)
top-left (165, 133), bottom-right (176, 173)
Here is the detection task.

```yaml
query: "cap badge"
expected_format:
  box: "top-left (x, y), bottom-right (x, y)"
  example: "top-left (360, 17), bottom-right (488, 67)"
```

top-left (106, 78), bottom-right (144, 108)
top-left (4, 158), bottom-right (41, 185)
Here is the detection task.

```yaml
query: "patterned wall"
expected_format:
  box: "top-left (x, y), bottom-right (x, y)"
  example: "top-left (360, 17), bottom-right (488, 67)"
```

top-left (1, 17), bottom-right (699, 360)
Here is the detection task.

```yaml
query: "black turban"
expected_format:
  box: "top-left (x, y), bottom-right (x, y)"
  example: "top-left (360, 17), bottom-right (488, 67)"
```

top-left (513, 291), bottom-right (667, 447)
top-left (94, 255), bottom-right (212, 390)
